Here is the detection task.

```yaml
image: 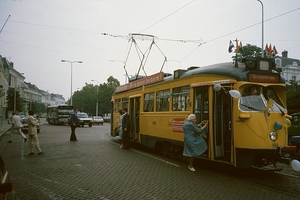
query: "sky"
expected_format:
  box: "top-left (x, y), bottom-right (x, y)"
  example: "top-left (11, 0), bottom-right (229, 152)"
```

top-left (0, 0), bottom-right (300, 101)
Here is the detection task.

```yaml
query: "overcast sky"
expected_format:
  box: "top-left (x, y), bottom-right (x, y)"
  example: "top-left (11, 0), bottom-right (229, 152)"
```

top-left (1, 0), bottom-right (300, 101)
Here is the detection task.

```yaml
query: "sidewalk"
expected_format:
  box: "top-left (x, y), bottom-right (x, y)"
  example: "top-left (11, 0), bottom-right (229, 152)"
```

top-left (0, 118), bottom-right (12, 137)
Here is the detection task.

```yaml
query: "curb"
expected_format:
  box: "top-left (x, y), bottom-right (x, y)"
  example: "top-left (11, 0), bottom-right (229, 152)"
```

top-left (0, 126), bottom-right (11, 137)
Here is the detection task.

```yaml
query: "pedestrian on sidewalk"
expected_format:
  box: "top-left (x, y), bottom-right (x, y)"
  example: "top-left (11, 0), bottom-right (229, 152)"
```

top-left (69, 108), bottom-right (79, 141)
top-left (7, 112), bottom-right (27, 143)
top-left (28, 110), bottom-right (43, 155)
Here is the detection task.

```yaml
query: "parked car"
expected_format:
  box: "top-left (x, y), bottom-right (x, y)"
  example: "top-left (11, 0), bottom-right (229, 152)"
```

top-left (103, 116), bottom-right (111, 123)
top-left (92, 116), bottom-right (104, 125)
top-left (21, 117), bottom-right (40, 133)
top-left (76, 112), bottom-right (93, 127)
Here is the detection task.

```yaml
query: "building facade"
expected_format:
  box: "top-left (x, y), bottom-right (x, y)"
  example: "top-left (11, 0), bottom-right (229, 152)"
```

top-left (0, 55), bottom-right (66, 119)
top-left (275, 51), bottom-right (300, 84)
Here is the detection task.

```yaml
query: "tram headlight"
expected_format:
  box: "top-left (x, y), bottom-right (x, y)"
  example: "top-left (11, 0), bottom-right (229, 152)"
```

top-left (269, 131), bottom-right (278, 141)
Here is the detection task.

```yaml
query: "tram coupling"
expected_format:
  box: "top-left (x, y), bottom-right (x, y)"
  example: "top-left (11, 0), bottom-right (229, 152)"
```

top-left (276, 146), bottom-right (298, 165)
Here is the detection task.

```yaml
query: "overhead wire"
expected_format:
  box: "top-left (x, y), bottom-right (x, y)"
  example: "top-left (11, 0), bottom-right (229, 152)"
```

top-left (139, 0), bottom-right (196, 33)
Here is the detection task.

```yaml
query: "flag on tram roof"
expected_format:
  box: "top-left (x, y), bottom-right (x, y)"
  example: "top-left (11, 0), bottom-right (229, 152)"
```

top-left (228, 40), bottom-right (234, 53)
top-left (239, 41), bottom-right (243, 54)
top-left (268, 44), bottom-right (273, 56)
top-left (265, 44), bottom-right (272, 56)
top-left (273, 45), bottom-right (278, 55)
top-left (235, 39), bottom-right (240, 52)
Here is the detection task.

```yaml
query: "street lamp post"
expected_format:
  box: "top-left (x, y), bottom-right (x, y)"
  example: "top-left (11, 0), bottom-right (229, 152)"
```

top-left (61, 60), bottom-right (82, 105)
top-left (257, 0), bottom-right (264, 58)
top-left (91, 80), bottom-right (99, 116)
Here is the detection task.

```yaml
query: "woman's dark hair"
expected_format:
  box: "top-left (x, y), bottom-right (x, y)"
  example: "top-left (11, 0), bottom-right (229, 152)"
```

top-left (29, 110), bottom-right (34, 115)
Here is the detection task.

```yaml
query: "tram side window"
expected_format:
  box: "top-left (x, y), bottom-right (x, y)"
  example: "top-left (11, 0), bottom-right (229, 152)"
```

top-left (156, 89), bottom-right (170, 112)
top-left (122, 97), bottom-right (129, 110)
top-left (115, 99), bottom-right (121, 113)
top-left (172, 86), bottom-right (190, 111)
top-left (144, 92), bottom-right (154, 112)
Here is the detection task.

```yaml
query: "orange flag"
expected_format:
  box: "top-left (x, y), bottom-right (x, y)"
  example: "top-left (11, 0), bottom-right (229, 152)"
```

top-left (268, 44), bottom-right (272, 56)
top-left (273, 46), bottom-right (278, 55)
top-left (235, 39), bottom-right (240, 52)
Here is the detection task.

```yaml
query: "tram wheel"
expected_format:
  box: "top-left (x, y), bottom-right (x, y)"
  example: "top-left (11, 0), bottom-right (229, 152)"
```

top-left (161, 142), bottom-right (171, 157)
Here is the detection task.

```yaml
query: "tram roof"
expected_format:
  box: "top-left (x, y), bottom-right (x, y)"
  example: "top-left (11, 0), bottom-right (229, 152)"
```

top-left (179, 61), bottom-right (285, 83)
top-left (180, 62), bottom-right (248, 81)
top-left (115, 60), bottom-right (285, 94)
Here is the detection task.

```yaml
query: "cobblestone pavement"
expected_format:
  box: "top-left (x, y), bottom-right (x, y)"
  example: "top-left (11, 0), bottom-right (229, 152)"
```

top-left (0, 120), bottom-right (299, 200)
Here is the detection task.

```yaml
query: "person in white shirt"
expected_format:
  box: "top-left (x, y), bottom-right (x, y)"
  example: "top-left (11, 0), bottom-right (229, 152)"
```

top-left (7, 112), bottom-right (27, 143)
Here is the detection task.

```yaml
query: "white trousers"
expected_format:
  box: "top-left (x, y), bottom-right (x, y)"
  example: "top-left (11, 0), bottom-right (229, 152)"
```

top-left (10, 127), bottom-right (27, 140)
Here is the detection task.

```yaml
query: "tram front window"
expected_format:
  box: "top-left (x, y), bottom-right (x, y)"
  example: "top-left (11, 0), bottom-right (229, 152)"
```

top-left (239, 86), bottom-right (286, 113)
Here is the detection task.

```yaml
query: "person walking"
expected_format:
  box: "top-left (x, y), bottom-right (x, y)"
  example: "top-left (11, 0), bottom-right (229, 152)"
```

top-left (28, 110), bottom-right (43, 155)
top-left (183, 114), bottom-right (208, 172)
top-left (121, 108), bottom-right (130, 149)
top-left (69, 108), bottom-right (79, 141)
top-left (7, 112), bottom-right (27, 143)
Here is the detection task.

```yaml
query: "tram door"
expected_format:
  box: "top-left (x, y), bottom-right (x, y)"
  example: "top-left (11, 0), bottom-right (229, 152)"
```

top-left (213, 84), bottom-right (232, 161)
top-left (129, 97), bottom-right (140, 141)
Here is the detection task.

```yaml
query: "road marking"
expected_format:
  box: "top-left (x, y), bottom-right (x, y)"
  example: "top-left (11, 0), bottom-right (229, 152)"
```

top-left (104, 132), bottom-right (181, 168)
top-left (132, 149), bottom-right (181, 168)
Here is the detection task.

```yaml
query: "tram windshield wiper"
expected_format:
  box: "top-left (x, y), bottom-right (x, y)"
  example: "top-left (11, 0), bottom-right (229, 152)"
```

top-left (240, 103), bottom-right (261, 111)
top-left (272, 101), bottom-right (286, 116)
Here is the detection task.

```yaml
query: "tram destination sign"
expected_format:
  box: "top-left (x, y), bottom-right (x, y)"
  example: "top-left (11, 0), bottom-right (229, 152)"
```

top-left (115, 72), bottom-right (164, 93)
top-left (248, 73), bottom-right (280, 83)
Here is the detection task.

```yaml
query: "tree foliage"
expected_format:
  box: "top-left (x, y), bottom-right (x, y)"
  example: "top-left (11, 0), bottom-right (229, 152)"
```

top-left (234, 43), bottom-right (262, 62)
top-left (72, 76), bottom-right (120, 116)
top-left (286, 80), bottom-right (300, 111)
top-left (6, 87), bottom-right (24, 112)
top-left (30, 101), bottom-right (47, 116)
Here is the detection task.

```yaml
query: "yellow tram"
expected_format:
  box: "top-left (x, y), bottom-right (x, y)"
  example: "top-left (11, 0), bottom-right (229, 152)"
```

top-left (111, 57), bottom-right (296, 169)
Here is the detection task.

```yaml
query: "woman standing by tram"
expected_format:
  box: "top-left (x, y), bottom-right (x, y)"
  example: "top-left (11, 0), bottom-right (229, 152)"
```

top-left (183, 114), bottom-right (209, 171)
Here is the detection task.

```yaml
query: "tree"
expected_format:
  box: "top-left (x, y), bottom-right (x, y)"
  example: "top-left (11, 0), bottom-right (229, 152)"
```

top-left (6, 87), bottom-right (24, 113)
top-left (30, 101), bottom-right (47, 116)
top-left (234, 44), bottom-right (262, 62)
top-left (72, 83), bottom-right (95, 115)
top-left (98, 76), bottom-right (120, 115)
top-left (72, 76), bottom-right (120, 116)
top-left (286, 80), bottom-right (300, 112)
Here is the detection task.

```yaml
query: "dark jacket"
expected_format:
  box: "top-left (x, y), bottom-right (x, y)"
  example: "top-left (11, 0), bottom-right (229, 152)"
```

top-left (122, 113), bottom-right (130, 131)
top-left (70, 113), bottom-right (79, 127)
